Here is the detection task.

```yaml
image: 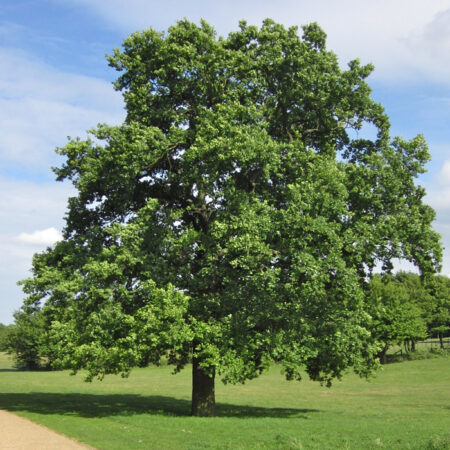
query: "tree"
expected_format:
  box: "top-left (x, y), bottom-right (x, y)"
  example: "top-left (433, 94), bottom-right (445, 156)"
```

top-left (366, 274), bottom-right (428, 363)
top-left (21, 19), bottom-right (441, 416)
top-left (5, 309), bottom-right (47, 370)
top-left (429, 275), bottom-right (450, 348)
top-left (0, 323), bottom-right (12, 352)
top-left (391, 271), bottom-right (434, 352)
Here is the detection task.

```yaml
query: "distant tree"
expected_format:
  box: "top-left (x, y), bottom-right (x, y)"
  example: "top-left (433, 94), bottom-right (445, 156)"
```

top-left (366, 274), bottom-right (428, 363)
top-left (393, 272), bottom-right (434, 351)
top-left (21, 19), bottom-right (441, 416)
top-left (429, 275), bottom-right (450, 348)
top-left (0, 323), bottom-right (11, 351)
top-left (5, 309), bottom-right (47, 370)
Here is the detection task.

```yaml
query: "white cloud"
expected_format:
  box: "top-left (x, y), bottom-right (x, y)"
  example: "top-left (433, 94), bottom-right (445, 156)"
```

top-left (0, 42), bottom-right (124, 323)
top-left (401, 7), bottom-right (450, 85)
top-left (406, 8), bottom-right (450, 56)
top-left (0, 177), bottom-right (74, 323)
top-left (59, 0), bottom-right (450, 84)
top-left (426, 159), bottom-right (450, 215)
top-left (0, 48), bottom-right (119, 106)
top-left (432, 222), bottom-right (450, 277)
top-left (0, 178), bottom-right (74, 231)
top-left (437, 160), bottom-right (450, 186)
top-left (422, 159), bottom-right (450, 277)
top-left (427, 188), bottom-right (450, 213)
top-left (0, 48), bottom-right (125, 169)
top-left (16, 227), bottom-right (62, 246)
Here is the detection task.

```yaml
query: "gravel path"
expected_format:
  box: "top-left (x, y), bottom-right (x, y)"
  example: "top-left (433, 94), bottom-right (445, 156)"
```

top-left (0, 410), bottom-right (93, 449)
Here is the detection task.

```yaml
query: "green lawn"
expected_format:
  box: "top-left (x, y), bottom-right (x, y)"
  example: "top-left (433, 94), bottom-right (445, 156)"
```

top-left (0, 352), bottom-right (449, 449)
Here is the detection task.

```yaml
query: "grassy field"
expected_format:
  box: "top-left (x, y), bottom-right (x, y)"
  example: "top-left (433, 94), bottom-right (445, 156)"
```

top-left (0, 352), bottom-right (449, 449)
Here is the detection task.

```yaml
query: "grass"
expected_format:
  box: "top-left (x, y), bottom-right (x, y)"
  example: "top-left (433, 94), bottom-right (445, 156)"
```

top-left (0, 352), bottom-right (449, 449)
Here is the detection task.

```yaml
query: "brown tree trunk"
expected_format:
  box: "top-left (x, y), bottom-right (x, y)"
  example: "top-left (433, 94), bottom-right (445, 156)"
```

top-left (404, 340), bottom-right (410, 353)
top-left (191, 357), bottom-right (215, 416)
top-left (439, 333), bottom-right (444, 349)
top-left (378, 344), bottom-right (389, 365)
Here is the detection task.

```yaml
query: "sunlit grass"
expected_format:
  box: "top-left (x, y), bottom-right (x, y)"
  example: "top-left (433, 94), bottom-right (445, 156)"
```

top-left (0, 352), bottom-right (449, 449)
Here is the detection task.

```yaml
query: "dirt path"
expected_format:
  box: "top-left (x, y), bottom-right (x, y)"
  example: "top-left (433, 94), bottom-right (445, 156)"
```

top-left (0, 410), bottom-right (93, 449)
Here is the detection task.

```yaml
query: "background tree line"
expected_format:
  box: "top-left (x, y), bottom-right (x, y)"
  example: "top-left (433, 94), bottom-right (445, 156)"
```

top-left (3, 271), bottom-right (449, 370)
top-left (367, 272), bottom-right (450, 363)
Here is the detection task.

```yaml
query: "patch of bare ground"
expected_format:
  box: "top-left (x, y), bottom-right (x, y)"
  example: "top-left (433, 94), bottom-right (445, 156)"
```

top-left (0, 410), bottom-right (93, 450)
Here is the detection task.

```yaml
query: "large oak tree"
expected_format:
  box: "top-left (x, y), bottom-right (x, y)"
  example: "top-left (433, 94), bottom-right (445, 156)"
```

top-left (21, 19), bottom-right (441, 416)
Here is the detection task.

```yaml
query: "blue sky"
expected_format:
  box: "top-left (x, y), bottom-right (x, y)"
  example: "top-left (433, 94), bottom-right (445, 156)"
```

top-left (1, 0), bottom-right (450, 324)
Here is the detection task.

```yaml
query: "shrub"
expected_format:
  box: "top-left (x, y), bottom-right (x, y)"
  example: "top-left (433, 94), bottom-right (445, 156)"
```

top-left (6, 310), bottom-right (47, 370)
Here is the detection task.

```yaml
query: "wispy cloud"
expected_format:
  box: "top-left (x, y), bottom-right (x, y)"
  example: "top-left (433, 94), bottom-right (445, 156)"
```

top-left (406, 8), bottom-right (450, 55)
top-left (437, 160), bottom-right (450, 186)
top-left (423, 157), bottom-right (450, 276)
top-left (0, 177), bottom-right (73, 231)
top-left (60, 0), bottom-right (450, 84)
top-left (426, 158), bottom-right (450, 213)
top-left (0, 48), bottom-right (125, 170)
top-left (0, 176), bottom-right (74, 323)
top-left (0, 19), bottom-right (124, 323)
top-left (401, 7), bottom-right (450, 85)
top-left (16, 227), bottom-right (62, 246)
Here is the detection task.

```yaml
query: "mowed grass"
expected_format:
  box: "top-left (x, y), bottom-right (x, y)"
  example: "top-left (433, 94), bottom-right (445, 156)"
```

top-left (0, 353), bottom-right (449, 449)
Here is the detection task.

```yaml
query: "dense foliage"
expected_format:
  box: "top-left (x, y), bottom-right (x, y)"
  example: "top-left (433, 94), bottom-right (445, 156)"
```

top-left (429, 275), bottom-right (450, 347)
top-left (0, 323), bottom-right (11, 352)
top-left (366, 272), bottom-right (450, 362)
top-left (3, 310), bottom-right (49, 370)
top-left (367, 273), bottom-right (428, 363)
top-left (20, 19), bottom-right (442, 415)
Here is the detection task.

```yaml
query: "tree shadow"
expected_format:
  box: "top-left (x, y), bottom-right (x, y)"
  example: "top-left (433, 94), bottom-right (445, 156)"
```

top-left (0, 393), bottom-right (319, 419)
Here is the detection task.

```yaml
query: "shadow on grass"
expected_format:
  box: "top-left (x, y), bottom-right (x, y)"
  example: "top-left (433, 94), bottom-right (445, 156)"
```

top-left (0, 393), bottom-right (318, 419)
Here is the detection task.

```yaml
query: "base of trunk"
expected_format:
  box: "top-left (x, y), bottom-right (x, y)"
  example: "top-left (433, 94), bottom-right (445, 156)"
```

top-left (378, 344), bottom-right (389, 365)
top-left (191, 358), bottom-right (215, 416)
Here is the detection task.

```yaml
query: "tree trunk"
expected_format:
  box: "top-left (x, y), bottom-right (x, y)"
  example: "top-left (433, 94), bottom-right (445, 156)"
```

top-left (439, 333), bottom-right (444, 349)
top-left (191, 357), bottom-right (215, 416)
top-left (411, 340), bottom-right (416, 352)
top-left (378, 344), bottom-right (389, 365)
top-left (404, 340), bottom-right (410, 353)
